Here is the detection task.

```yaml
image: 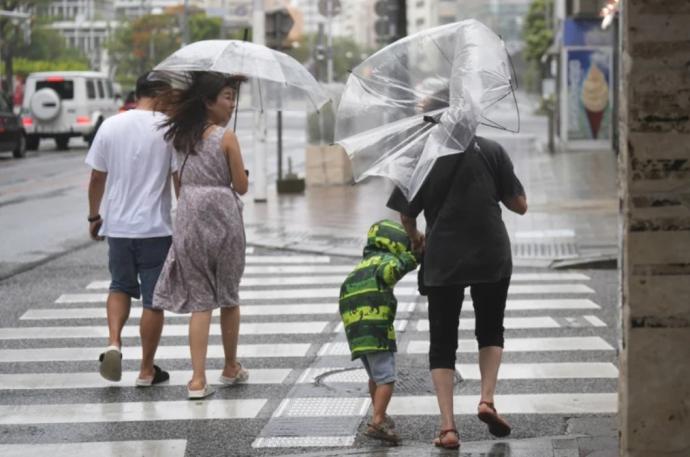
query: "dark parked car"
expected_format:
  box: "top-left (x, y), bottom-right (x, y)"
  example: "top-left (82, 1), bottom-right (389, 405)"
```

top-left (0, 94), bottom-right (26, 158)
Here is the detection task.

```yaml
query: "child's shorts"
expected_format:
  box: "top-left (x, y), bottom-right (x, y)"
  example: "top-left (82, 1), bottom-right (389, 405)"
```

top-left (360, 351), bottom-right (396, 385)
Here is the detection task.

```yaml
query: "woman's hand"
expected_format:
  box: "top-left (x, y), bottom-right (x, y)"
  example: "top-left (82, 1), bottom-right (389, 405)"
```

top-left (411, 230), bottom-right (425, 255)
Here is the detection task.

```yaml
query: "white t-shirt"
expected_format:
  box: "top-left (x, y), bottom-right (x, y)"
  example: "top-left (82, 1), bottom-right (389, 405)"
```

top-left (85, 109), bottom-right (178, 238)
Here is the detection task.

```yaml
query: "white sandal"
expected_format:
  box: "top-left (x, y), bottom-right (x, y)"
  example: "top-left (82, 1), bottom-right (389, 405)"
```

top-left (219, 362), bottom-right (249, 386)
top-left (187, 384), bottom-right (215, 400)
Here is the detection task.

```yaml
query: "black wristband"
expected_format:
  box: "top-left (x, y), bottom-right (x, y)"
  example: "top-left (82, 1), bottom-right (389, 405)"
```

top-left (88, 214), bottom-right (101, 223)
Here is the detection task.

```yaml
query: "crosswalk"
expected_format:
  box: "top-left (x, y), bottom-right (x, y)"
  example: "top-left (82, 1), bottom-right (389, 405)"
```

top-left (0, 248), bottom-right (618, 455)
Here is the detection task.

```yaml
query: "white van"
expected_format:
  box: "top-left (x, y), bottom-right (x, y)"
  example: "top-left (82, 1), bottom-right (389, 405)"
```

top-left (21, 71), bottom-right (119, 150)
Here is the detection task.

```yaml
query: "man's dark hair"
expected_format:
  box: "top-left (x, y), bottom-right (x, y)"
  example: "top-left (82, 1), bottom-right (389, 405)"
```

top-left (135, 72), bottom-right (170, 99)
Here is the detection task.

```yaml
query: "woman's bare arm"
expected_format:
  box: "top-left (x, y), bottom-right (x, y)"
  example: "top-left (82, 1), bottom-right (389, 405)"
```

top-left (222, 130), bottom-right (249, 195)
top-left (502, 194), bottom-right (528, 215)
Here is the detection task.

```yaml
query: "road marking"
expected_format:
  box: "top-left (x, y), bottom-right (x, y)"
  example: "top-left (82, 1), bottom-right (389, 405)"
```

top-left (334, 320), bottom-right (407, 333)
top-left (23, 300), bottom-right (597, 322)
top-left (455, 362), bottom-right (619, 379)
top-left (252, 436), bottom-right (355, 448)
top-left (0, 440), bottom-right (187, 457)
top-left (245, 256), bottom-right (331, 264)
top-left (387, 393), bottom-right (617, 415)
top-left (0, 369), bottom-right (291, 390)
top-left (244, 266), bottom-right (591, 280)
top-left (272, 397), bottom-right (371, 417)
top-left (514, 229), bottom-right (576, 239)
top-left (297, 362), bottom-right (619, 383)
top-left (406, 337), bottom-right (614, 353)
top-left (416, 317), bottom-right (561, 331)
top-left (319, 336), bottom-right (613, 356)
top-left (0, 343), bottom-right (311, 363)
top-left (0, 399), bottom-right (267, 425)
top-left (584, 315), bottom-right (608, 327)
top-left (55, 284), bottom-right (592, 304)
top-left (20, 302), bottom-right (418, 320)
top-left (0, 321), bottom-right (330, 339)
top-left (86, 272), bottom-right (591, 289)
top-left (55, 288), bottom-right (415, 303)
top-left (419, 299), bottom-right (601, 311)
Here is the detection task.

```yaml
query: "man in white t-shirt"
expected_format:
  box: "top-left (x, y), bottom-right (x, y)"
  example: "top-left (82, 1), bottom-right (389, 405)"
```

top-left (86, 73), bottom-right (178, 386)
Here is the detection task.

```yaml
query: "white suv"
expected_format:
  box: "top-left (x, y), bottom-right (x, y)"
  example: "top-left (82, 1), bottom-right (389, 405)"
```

top-left (21, 71), bottom-right (119, 150)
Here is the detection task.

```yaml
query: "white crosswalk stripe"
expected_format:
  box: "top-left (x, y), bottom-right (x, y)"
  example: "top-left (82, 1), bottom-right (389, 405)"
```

top-left (0, 248), bottom-right (616, 453)
top-left (86, 272), bottom-right (591, 289)
top-left (18, 299), bottom-right (598, 321)
top-left (0, 440), bottom-right (188, 457)
top-left (0, 369), bottom-right (291, 390)
top-left (56, 284), bottom-right (592, 303)
top-left (0, 399), bottom-right (267, 424)
top-left (0, 343), bottom-right (311, 363)
top-left (297, 362), bottom-right (619, 383)
top-left (318, 336), bottom-right (614, 356)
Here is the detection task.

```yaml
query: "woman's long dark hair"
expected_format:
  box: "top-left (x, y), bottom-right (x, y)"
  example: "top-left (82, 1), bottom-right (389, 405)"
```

top-left (160, 72), bottom-right (246, 155)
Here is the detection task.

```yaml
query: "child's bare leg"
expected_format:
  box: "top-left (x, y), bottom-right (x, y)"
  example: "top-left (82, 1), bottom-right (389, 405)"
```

top-left (368, 378), bottom-right (376, 403)
top-left (371, 382), bottom-right (394, 426)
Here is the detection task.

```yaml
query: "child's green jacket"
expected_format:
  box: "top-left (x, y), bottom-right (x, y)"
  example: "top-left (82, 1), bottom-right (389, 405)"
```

top-left (339, 220), bottom-right (418, 360)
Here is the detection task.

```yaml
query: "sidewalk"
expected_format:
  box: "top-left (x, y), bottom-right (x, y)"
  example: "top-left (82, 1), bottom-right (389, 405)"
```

top-left (243, 96), bottom-right (618, 266)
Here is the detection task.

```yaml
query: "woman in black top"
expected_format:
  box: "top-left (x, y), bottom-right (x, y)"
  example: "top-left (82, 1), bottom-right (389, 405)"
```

top-left (387, 136), bottom-right (527, 449)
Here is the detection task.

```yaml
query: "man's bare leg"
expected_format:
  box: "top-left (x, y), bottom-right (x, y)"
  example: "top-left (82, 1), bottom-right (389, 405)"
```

top-left (106, 291), bottom-right (131, 348)
top-left (139, 308), bottom-right (164, 379)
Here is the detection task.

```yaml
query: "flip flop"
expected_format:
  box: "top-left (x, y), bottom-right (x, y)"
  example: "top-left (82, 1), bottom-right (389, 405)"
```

top-left (433, 428), bottom-right (460, 450)
top-left (477, 401), bottom-right (511, 437)
top-left (364, 422), bottom-right (401, 445)
top-left (219, 363), bottom-right (249, 386)
top-left (135, 365), bottom-right (170, 387)
top-left (98, 345), bottom-right (122, 382)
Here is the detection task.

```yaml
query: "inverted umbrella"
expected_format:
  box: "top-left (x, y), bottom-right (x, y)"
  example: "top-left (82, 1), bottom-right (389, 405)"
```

top-left (335, 19), bottom-right (518, 200)
top-left (151, 40), bottom-right (330, 112)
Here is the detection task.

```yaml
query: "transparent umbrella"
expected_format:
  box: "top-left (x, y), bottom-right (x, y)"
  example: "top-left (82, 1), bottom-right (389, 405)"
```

top-left (151, 40), bottom-right (330, 112)
top-left (335, 19), bottom-right (518, 200)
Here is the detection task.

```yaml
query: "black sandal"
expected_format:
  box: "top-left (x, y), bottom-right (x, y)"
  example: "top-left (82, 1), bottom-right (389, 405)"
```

top-left (135, 365), bottom-right (170, 387)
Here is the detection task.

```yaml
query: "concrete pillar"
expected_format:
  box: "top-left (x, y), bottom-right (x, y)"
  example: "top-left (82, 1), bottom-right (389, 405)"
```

top-left (619, 1), bottom-right (690, 457)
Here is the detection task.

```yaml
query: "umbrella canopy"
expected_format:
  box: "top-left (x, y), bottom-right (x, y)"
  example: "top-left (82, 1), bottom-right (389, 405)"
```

top-left (152, 40), bottom-right (330, 112)
top-left (335, 19), bottom-right (518, 200)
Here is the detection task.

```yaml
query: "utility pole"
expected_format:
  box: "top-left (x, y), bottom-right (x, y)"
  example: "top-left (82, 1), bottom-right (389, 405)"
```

top-left (252, 0), bottom-right (268, 202)
top-left (0, 10), bottom-right (30, 102)
top-left (182, 0), bottom-right (190, 46)
top-left (326, 0), bottom-right (333, 84)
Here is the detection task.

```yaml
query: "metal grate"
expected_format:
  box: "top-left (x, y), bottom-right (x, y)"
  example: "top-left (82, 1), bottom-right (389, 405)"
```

top-left (512, 241), bottom-right (579, 259)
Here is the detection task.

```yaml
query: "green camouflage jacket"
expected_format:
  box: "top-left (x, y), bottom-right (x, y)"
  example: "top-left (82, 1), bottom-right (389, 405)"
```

top-left (339, 220), bottom-right (418, 360)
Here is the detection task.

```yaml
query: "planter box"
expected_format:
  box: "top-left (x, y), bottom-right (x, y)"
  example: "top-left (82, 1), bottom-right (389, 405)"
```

top-left (305, 144), bottom-right (353, 186)
top-left (277, 178), bottom-right (306, 194)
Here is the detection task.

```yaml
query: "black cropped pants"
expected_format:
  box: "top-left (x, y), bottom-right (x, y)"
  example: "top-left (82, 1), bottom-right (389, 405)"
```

top-left (426, 277), bottom-right (510, 370)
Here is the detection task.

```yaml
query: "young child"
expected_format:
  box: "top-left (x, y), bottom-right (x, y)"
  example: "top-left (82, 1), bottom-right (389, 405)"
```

top-left (339, 219), bottom-right (418, 444)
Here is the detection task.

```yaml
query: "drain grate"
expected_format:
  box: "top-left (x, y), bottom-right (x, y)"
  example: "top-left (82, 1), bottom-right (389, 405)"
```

top-left (512, 241), bottom-right (579, 259)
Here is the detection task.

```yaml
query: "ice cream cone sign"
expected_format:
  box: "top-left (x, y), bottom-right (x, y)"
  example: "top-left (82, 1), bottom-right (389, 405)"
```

top-left (581, 64), bottom-right (609, 139)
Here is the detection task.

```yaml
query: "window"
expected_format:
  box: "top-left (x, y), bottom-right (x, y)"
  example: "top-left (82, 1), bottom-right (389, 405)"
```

top-left (36, 79), bottom-right (75, 100)
top-left (105, 81), bottom-right (114, 98)
top-left (86, 80), bottom-right (96, 99)
top-left (97, 80), bottom-right (105, 98)
top-left (0, 95), bottom-right (9, 112)
top-left (416, 0), bottom-right (424, 7)
top-left (416, 18), bottom-right (425, 27)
